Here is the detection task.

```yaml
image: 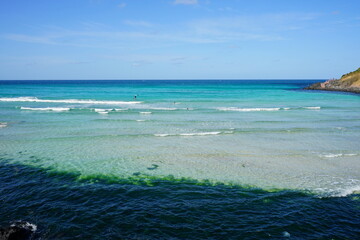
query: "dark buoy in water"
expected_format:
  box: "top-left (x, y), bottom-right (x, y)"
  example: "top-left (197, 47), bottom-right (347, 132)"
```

top-left (0, 221), bottom-right (37, 240)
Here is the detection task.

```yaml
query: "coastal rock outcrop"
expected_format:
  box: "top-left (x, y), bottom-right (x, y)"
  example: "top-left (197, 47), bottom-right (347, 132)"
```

top-left (305, 67), bottom-right (360, 93)
top-left (0, 221), bottom-right (36, 240)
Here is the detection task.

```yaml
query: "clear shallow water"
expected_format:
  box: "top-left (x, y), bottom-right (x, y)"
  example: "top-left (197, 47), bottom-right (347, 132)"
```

top-left (0, 80), bottom-right (360, 239)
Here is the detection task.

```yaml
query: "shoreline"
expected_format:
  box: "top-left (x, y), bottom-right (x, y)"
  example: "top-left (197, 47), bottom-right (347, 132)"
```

top-left (304, 82), bottom-right (360, 94)
top-left (304, 68), bottom-right (360, 94)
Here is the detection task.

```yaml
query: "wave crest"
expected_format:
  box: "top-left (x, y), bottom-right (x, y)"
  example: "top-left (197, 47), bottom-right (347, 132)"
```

top-left (0, 97), bottom-right (141, 105)
top-left (216, 106), bottom-right (321, 112)
top-left (217, 107), bottom-right (280, 112)
top-left (20, 107), bottom-right (70, 112)
top-left (154, 131), bottom-right (232, 137)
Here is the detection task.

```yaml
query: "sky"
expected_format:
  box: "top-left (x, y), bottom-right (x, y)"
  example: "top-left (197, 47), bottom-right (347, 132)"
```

top-left (0, 0), bottom-right (359, 80)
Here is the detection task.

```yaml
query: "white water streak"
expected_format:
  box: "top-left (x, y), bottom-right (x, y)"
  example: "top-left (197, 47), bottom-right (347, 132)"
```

top-left (0, 97), bottom-right (141, 105)
top-left (20, 107), bottom-right (70, 112)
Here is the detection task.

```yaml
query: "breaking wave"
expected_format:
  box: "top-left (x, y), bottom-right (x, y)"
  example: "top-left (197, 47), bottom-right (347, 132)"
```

top-left (154, 131), bottom-right (232, 137)
top-left (216, 107), bottom-right (280, 112)
top-left (20, 107), bottom-right (70, 112)
top-left (216, 107), bottom-right (321, 112)
top-left (0, 97), bottom-right (141, 105)
top-left (315, 184), bottom-right (360, 198)
top-left (303, 106), bottom-right (321, 110)
top-left (320, 153), bottom-right (358, 158)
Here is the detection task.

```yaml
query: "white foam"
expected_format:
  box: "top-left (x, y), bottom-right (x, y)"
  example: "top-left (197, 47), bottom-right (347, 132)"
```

top-left (136, 120), bottom-right (146, 122)
top-left (180, 132), bottom-right (221, 136)
top-left (140, 112), bottom-right (152, 114)
top-left (336, 185), bottom-right (360, 197)
top-left (94, 108), bottom-right (112, 112)
top-left (0, 122), bottom-right (7, 128)
top-left (154, 133), bottom-right (171, 137)
top-left (321, 153), bottom-right (358, 158)
top-left (0, 97), bottom-right (141, 105)
top-left (304, 106), bottom-right (321, 110)
top-left (155, 131), bottom-right (222, 137)
top-left (216, 107), bottom-right (280, 112)
top-left (323, 153), bottom-right (343, 158)
top-left (321, 185), bottom-right (360, 197)
top-left (10, 222), bottom-right (37, 232)
top-left (20, 107), bottom-right (70, 112)
top-left (216, 106), bottom-right (321, 111)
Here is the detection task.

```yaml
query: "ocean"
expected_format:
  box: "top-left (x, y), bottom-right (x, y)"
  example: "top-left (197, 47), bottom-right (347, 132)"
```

top-left (0, 80), bottom-right (359, 239)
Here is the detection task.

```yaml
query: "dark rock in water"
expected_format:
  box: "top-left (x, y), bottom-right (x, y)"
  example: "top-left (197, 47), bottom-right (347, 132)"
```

top-left (147, 164), bottom-right (159, 170)
top-left (305, 67), bottom-right (360, 94)
top-left (0, 221), bottom-right (37, 240)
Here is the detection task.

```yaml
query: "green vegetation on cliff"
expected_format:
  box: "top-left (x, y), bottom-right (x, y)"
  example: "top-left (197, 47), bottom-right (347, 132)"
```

top-left (339, 67), bottom-right (360, 88)
top-left (341, 67), bottom-right (360, 78)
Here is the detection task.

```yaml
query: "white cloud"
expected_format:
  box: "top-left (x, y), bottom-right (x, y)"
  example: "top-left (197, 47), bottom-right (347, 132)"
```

top-left (2, 12), bottom-right (320, 52)
top-left (3, 34), bottom-right (56, 45)
top-left (118, 2), bottom-right (126, 8)
top-left (132, 61), bottom-right (147, 67)
top-left (1, 56), bottom-right (91, 66)
top-left (173, 0), bottom-right (198, 5)
top-left (186, 13), bottom-right (320, 42)
top-left (123, 20), bottom-right (153, 27)
top-left (218, 7), bottom-right (236, 12)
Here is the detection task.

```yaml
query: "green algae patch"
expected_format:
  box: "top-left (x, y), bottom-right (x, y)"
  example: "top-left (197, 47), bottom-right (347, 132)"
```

top-left (262, 198), bottom-right (272, 204)
top-left (351, 195), bottom-right (360, 201)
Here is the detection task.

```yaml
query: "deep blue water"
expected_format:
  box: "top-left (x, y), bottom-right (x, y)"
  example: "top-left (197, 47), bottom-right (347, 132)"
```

top-left (1, 162), bottom-right (360, 240)
top-left (0, 80), bottom-right (359, 239)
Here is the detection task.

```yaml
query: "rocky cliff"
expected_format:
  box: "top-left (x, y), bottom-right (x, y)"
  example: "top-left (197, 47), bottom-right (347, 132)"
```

top-left (305, 67), bottom-right (360, 93)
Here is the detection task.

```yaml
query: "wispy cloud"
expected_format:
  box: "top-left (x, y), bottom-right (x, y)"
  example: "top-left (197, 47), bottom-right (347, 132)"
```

top-left (186, 13), bottom-right (320, 42)
top-left (4, 34), bottom-right (57, 45)
top-left (189, 13), bottom-right (319, 33)
top-left (131, 60), bottom-right (152, 67)
top-left (173, 0), bottom-right (198, 5)
top-left (1, 12), bottom-right (320, 51)
top-left (81, 21), bottom-right (111, 30)
top-left (102, 54), bottom-right (189, 66)
top-left (170, 57), bottom-right (187, 65)
top-left (118, 2), bottom-right (126, 8)
top-left (1, 55), bottom-right (91, 67)
top-left (218, 7), bottom-right (237, 12)
top-left (123, 20), bottom-right (153, 28)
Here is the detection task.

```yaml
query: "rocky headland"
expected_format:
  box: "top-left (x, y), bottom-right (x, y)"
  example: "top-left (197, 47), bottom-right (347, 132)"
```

top-left (305, 67), bottom-right (360, 94)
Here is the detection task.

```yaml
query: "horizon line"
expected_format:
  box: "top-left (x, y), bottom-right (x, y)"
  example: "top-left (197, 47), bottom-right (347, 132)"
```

top-left (0, 79), bottom-right (326, 81)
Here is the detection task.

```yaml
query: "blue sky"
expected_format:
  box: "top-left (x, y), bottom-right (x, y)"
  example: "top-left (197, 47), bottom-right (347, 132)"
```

top-left (0, 0), bottom-right (359, 80)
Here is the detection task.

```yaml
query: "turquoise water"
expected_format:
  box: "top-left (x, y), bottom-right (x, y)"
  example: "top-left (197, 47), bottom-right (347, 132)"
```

top-left (0, 80), bottom-right (360, 239)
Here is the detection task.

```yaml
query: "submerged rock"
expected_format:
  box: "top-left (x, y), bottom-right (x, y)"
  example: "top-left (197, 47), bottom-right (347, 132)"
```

top-left (305, 67), bottom-right (360, 94)
top-left (282, 231), bottom-right (291, 238)
top-left (0, 221), bottom-right (37, 240)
